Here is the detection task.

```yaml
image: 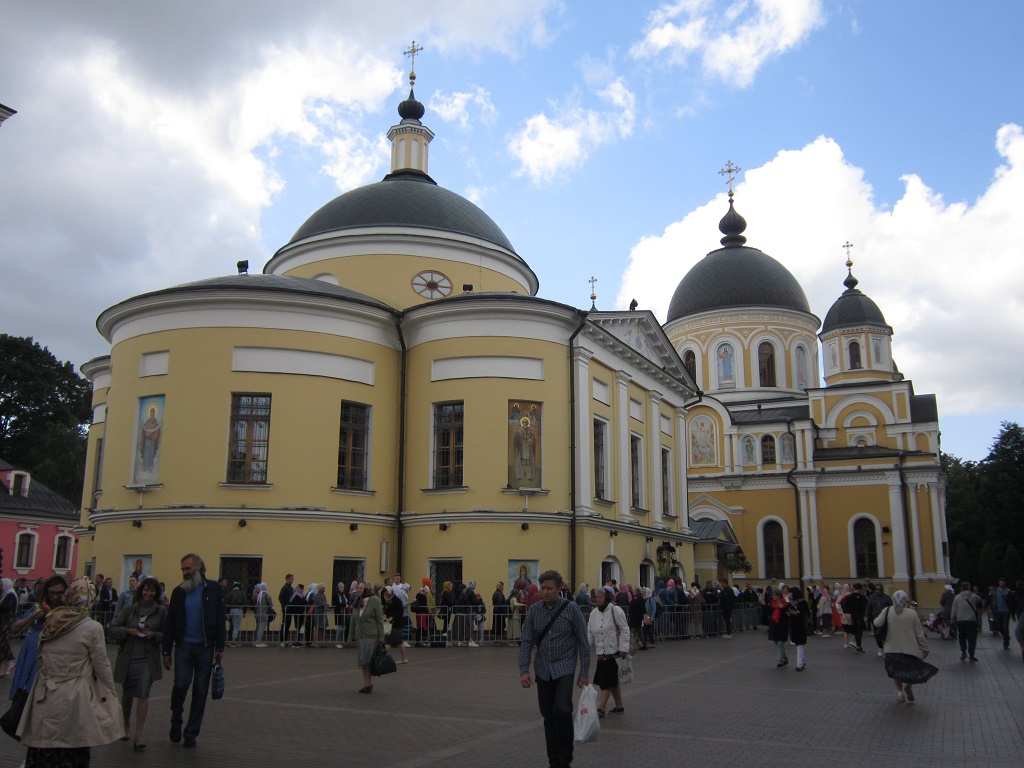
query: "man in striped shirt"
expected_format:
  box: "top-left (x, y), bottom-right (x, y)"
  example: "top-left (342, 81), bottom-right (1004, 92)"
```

top-left (519, 570), bottom-right (590, 768)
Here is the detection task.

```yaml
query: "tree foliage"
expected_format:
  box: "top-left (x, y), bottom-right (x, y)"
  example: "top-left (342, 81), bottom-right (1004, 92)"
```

top-left (0, 334), bottom-right (92, 503)
top-left (943, 421), bottom-right (1024, 588)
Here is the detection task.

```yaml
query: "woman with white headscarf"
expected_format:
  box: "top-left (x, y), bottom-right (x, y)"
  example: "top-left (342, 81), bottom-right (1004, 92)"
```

top-left (252, 583), bottom-right (273, 648)
top-left (873, 590), bottom-right (938, 703)
top-left (0, 578), bottom-right (18, 676)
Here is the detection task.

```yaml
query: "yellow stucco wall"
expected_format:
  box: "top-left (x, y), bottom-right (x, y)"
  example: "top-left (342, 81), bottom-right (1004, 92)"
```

top-left (284, 254), bottom-right (530, 311)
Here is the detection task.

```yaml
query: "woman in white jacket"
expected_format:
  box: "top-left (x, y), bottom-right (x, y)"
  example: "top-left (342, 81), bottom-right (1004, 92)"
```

top-left (586, 587), bottom-right (630, 717)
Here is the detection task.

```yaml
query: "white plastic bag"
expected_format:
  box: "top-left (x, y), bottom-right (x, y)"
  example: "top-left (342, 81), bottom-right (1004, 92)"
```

top-left (573, 684), bottom-right (600, 743)
top-left (616, 654), bottom-right (634, 686)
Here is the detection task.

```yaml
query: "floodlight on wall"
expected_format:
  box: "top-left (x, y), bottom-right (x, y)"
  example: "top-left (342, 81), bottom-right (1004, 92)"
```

top-left (349, 523), bottom-right (358, 531)
top-left (521, 522), bottom-right (529, 531)
top-left (132, 520), bottom-right (142, 528)
top-left (238, 519), bottom-right (247, 527)
top-left (645, 536), bottom-right (653, 542)
top-left (439, 523), bottom-right (449, 531)
top-left (237, 260), bottom-right (249, 275)
top-left (609, 530), bottom-right (618, 537)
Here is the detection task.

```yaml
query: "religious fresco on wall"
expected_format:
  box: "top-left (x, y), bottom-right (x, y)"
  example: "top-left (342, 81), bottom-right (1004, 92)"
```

top-left (742, 435), bottom-right (756, 465)
top-left (509, 560), bottom-right (539, 592)
top-left (873, 337), bottom-right (883, 364)
top-left (780, 433), bottom-right (795, 464)
top-left (716, 342), bottom-right (735, 387)
top-left (132, 395), bottom-right (164, 485)
top-left (796, 345), bottom-right (808, 390)
top-left (508, 401), bottom-right (542, 488)
top-left (689, 415), bottom-right (716, 466)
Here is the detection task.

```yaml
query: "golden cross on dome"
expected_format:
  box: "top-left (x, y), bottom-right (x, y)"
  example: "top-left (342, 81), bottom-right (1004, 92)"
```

top-left (842, 240), bottom-right (854, 268)
top-left (719, 160), bottom-right (742, 196)
top-left (404, 41), bottom-right (424, 85)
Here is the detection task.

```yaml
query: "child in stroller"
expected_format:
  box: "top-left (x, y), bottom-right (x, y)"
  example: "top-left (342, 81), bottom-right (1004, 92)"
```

top-left (923, 612), bottom-right (956, 640)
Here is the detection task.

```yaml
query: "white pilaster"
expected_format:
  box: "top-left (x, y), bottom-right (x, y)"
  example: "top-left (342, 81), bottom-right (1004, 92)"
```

top-left (887, 474), bottom-right (909, 581)
top-left (574, 348), bottom-right (594, 511)
top-left (648, 391), bottom-right (663, 526)
top-left (615, 371), bottom-right (632, 521)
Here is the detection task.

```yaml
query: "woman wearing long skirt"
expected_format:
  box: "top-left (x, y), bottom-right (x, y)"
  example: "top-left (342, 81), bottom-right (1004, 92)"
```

top-left (349, 583), bottom-right (385, 693)
top-left (874, 590), bottom-right (938, 703)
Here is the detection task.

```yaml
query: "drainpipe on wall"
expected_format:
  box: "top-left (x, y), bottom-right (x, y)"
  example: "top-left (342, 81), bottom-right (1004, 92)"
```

top-left (898, 453), bottom-right (916, 602)
top-left (786, 418), bottom-right (805, 592)
top-left (393, 313), bottom-right (408, 573)
top-left (567, 311), bottom-right (588, 588)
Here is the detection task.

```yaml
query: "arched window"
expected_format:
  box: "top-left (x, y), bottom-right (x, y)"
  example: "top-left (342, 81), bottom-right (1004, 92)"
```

top-left (761, 435), bottom-right (776, 465)
top-left (54, 534), bottom-right (73, 571)
top-left (15, 532), bottom-right (36, 569)
top-left (854, 518), bottom-right (879, 578)
top-left (763, 521), bottom-right (784, 579)
top-left (849, 341), bottom-right (862, 369)
top-left (683, 350), bottom-right (696, 381)
top-left (758, 342), bottom-right (776, 387)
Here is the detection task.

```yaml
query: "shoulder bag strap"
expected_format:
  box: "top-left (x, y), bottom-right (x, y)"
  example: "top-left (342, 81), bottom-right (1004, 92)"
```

top-left (533, 599), bottom-right (569, 647)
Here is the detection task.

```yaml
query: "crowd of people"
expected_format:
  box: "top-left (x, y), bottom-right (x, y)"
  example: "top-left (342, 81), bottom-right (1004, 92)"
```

top-left (2, 564), bottom-right (1022, 766)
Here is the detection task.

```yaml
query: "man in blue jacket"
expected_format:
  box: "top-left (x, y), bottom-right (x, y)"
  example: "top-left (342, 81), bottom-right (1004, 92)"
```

top-left (161, 553), bottom-right (226, 748)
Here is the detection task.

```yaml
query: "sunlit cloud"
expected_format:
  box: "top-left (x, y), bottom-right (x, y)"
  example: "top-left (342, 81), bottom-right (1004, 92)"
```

top-left (631, 0), bottom-right (825, 88)
top-left (617, 125), bottom-right (1024, 416)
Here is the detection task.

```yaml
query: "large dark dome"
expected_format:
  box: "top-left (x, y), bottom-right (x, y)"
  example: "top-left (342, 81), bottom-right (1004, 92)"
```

top-left (287, 169), bottom-right (517, 254)
top-left (666, 200), bottom-right (811, 321)
top-left (821, 272), bottom-right (890, 333)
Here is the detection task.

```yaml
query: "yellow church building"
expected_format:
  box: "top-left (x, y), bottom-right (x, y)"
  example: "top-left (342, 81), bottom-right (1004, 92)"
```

top-left (76, 74), bottom-right (949, 608)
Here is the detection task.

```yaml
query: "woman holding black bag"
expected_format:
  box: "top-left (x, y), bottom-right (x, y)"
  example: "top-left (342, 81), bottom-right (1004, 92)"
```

top-left (873, 590), bottom-right (938, 704)
top-left (349, 583), bottom-right (386, 693)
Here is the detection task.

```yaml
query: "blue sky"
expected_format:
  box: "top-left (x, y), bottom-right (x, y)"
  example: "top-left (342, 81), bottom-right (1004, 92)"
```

top-left (1, 1), bottom-right (1021, 461)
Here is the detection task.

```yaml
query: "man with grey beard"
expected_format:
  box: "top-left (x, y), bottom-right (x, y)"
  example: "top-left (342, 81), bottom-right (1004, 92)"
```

top-left (162, 553), bottom-right (226, 748)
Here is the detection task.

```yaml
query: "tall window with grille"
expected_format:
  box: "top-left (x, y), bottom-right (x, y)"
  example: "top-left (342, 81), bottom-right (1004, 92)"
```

top-left (593, 418), bottom-right (607, 500)
top-left (761, 435), bottom-right (776, 465)
top-left (432, 401), bottom-right (464, 488)
top-left (630, 434), bottom-right (643, 508)
top-left (337, 402), bottom-right (369, 490)
top-left (763, 521), bottom-right (784, 579)
top-left (854, 518), bottom-right (879, 578)
top-left (683, 349), bottom-right (696, 381)
top-left (227, 393), bottom-right (272, 484)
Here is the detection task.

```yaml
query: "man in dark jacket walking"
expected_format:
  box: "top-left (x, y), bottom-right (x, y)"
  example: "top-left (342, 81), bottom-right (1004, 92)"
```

top-left (161, 553), bottom-right (226, 748)
top-left (841, 583), bottom-right (870, 653)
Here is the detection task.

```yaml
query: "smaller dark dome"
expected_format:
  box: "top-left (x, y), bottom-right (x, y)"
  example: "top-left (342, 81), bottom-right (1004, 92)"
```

top-left (821, 270), bottom-right (890, 333)
top-left (397, 87), bottom-right (425, 121)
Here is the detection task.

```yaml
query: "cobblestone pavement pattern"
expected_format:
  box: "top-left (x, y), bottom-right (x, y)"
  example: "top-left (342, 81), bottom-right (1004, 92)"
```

top-left (1, 627), bottom-right (1021, 768)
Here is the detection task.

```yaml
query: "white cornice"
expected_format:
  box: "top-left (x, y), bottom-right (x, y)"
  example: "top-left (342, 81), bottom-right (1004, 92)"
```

top-left (98, 290), bottom-right (400, 350)
top-left (402, 298), bottom-right (581, 347)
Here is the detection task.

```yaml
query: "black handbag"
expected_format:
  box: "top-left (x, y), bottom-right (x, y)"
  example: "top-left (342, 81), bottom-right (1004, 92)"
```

top-left (873, 607), bottom-right (890, 644)
top-left (211, 662), bottom-right (225, 701)
top-left (370, 644), bottom-right (397, 676)
top-left (0, 689), bottom-right (27, 741)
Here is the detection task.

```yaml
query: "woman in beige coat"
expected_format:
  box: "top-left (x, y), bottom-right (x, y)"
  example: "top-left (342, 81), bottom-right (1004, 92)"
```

top-left (16, 578), bottom-right (124, 766)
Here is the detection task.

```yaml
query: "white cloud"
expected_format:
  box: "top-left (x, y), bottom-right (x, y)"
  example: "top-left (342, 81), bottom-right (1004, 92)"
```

top-left (617, 124), bottom-right (1024, 416)
top-left (631, 0), bottom-right (825, 88)
top-left (429, 87), bottom-right (497, 128)
top-left (508, 77), bottom-right (636, 183)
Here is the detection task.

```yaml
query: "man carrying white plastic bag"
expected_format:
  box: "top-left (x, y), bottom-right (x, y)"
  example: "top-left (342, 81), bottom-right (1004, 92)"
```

top-left (574, 684), bottom-right (600, 743)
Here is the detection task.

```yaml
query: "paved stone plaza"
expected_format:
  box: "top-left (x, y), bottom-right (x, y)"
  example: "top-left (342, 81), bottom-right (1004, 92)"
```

top-left (1, 626), bottom-right (1021, 768)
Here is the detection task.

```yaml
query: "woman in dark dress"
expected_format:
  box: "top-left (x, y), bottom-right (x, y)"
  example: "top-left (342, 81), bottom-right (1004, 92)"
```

top-left (0, 579), bottom-right (18, 676)
top-left (382, 587), bottom-right (408, 663)
top-left (108, 577), bottom-right (166, 749)
top-left (788, 585), bottom-right (810, 671)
